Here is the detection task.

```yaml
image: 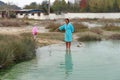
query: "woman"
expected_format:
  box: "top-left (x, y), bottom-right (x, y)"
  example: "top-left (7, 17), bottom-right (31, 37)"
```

top-left (56, 18), bottom-right (74, 50)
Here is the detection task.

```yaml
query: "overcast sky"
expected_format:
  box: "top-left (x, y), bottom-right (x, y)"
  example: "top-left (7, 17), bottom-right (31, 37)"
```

top-left (0, 0), bottom-right (74, 8)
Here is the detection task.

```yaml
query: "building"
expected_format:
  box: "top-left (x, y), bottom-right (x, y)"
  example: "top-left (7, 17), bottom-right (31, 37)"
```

top-left (16, 9), bottom-right (46, 20)
top-left (0, 10), bottom-right (8, 18)
top-left (0, 10), bottom-right (16, 18)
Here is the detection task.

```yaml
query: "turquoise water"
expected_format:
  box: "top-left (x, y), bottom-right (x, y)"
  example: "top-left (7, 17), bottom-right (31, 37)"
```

top-left (1, 41), bottom-right (120, 80)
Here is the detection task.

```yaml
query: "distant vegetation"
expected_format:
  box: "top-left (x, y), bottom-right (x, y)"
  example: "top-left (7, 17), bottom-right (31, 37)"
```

top-left (23, 0), bottom-right (120, 13)
top-left (1, 0), bottom-right (120, 14)
top-left (0, 1), bottom-right (5, 5)
top-left (0, 0), bottom-right (120, 13)
top-left (0, 1), bottom-right (21, 10)
top-left (80, 0), bottom-right (120, 12)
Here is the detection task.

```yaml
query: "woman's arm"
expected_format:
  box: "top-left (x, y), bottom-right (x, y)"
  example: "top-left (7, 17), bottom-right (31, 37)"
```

top-left (55, 28), bottom-right (59, 32)
top-left (55, 24), bottom-right (65, 32)
top-left (59, 24), bottom-right (65, 31)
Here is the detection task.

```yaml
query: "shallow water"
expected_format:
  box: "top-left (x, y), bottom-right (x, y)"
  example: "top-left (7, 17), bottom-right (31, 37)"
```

top-left (1, 41), bottom-right (120, 80)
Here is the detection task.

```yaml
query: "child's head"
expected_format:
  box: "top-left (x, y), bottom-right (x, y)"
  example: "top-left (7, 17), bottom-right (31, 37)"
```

top-left (64, 18), bottom-right (69, 24)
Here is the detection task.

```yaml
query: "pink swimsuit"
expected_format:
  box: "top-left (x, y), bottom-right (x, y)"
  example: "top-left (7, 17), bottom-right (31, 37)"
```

top-left (32, 26), bottom-right (38, 35)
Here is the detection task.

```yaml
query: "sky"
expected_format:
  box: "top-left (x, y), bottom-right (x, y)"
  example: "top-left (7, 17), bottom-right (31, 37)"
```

top-left (0, 0), bottom-right (74, 8)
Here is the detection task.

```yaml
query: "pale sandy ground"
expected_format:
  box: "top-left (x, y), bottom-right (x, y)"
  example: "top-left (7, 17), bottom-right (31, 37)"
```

top-left (37, 38), bottom-right (63, 45)
top-left (0, 25), bottom-right (64, 45)
top-left (0, 25), bottom-right (49, 34)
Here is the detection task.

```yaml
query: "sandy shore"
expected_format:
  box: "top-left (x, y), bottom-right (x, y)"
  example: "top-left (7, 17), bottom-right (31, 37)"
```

top-left (0, 25), bottom-right (49, 34)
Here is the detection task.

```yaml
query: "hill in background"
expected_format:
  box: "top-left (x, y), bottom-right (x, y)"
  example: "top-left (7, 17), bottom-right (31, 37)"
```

top-left (0, 1), bottom-right (5, 5)
top-left (0, 0), bottom-right (21, 10)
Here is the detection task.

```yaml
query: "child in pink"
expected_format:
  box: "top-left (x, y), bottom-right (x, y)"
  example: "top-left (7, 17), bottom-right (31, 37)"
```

top-left (32, 26), bottom-right (38, 40)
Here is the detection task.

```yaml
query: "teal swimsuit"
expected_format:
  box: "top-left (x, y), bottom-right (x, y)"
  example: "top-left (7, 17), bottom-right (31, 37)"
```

top-left (59, 23), bottom-right (74, 42)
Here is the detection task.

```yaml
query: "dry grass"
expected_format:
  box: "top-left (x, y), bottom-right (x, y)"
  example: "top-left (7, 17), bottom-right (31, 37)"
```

top-left (73, 22), bottom-right (88, 32)
top-left (38, 32), bottom-right (64, 46)
top-left (21, 32), bottom-right (64, 41)
top-left (90, 27), bottom-right (103, 34)
top-left (0, 19), bottom-right (30, 27)
top-left (46, 22), bottom-right (61, 32)
top-left (0, 34), bottom-right (35, 69)
top-left (108, 34), bottom-right (120, 40)
top-left (37, 32), bottom-right (64, 41)
top-left (77, 32), bottom-right (102, 42)
top-left (46, 22), bottom-right (88, 32)
top-left (102, 24), bottom-right (120, 31)
top-left (20, 32), bottom-right (64, 47)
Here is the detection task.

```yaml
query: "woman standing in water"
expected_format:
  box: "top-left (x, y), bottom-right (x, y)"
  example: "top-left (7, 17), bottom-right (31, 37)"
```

top-left (56, 18), bottom-right (74, 50)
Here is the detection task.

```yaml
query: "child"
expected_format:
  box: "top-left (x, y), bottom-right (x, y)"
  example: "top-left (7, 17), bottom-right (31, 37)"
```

top-left (56, 18), bottom-right (74, 50)
top-left (32, 25), bottom-right (38, 41)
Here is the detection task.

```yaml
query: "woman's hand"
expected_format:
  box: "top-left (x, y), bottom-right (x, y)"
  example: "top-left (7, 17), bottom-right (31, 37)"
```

top-left (55, 28), bottom-right (59, 32)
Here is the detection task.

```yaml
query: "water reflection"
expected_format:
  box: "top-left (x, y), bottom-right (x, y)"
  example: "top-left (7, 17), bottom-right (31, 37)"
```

top-left (65, 50), bottom-right (73, 78)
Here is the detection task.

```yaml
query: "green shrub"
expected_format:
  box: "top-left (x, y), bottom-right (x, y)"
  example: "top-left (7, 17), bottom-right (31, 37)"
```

top-left (77, 32), bottom-right (102, 41)
top-left (0, 42), bottom-right (14, 68)
top-left (102, 24), bottom-right (120, 31)
top-left (73, 22), bottom-right (88, 32)
top-left (11, 37), bottom-right (35, 63)
top-left (90, 27), bottom-right (103, 34)
top-left (0, 34), bottom-right (35, 69)
top-left (109, 34), bottom-right (120, 40)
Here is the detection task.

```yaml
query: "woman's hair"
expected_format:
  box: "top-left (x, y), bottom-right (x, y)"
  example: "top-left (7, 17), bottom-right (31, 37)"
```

top-left (65, 18), bottom-right (69, 23)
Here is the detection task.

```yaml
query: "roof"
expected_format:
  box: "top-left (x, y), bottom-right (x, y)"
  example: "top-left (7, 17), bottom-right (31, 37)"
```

top-left (16, 9), bottom-right (44, 13)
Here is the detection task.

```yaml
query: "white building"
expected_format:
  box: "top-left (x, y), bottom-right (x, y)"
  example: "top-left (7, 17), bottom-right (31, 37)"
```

top-left (16, 9), bottom-right (48, 20)
top-left (16, 9), bottom-right (120, 20)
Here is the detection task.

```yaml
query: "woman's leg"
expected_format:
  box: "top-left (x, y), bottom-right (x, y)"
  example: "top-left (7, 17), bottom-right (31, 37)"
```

top-left (66, 42), bottom-right (69, 49)
top-left (66, 42), bottom-right (67, 49)
top-left (68, 42), bottom-right (71, 49)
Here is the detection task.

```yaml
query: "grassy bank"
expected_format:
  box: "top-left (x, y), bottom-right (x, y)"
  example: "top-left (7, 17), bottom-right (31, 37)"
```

top-left (77, 32), bottom-right (102, 42)
top-left (0, 19), bottom-right (30, 27)
top-left (102, 24), bottom-right (120, 32)
top-left (0, 32), bottom-right (64, 76)
top-left (0, 34), bottom-right (36, 71)
top-left (37, 32), bottom-right (64, 46)
top-left (77, 31), bottom-right (120, 42)
top-left (20, 32), bottom-right (64, 46)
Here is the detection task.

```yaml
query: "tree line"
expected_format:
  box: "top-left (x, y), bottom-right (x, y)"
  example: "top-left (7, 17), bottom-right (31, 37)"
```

top-left (81, 0), bottom-right (120, 12)
top-left (23, 0), bottom-right (120, 13)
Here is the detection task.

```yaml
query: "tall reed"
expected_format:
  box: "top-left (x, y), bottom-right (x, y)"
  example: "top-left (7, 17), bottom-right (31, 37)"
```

top-left (0, 34), bottom-right (35, 69)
